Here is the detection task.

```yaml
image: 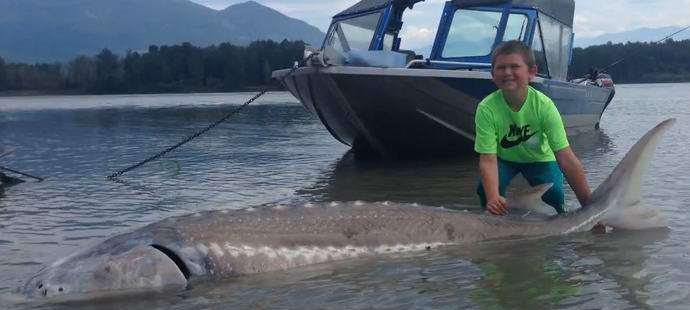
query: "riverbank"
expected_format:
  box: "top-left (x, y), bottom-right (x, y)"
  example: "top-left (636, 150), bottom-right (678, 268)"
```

top-left (0, 85), bottom-right (284, 97)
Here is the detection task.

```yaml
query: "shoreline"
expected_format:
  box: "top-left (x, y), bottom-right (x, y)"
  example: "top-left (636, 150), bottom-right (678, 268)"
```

top-left (2, 81), bottom-right (689, 98)
top-left (0, 85), bottom-right (283, 97)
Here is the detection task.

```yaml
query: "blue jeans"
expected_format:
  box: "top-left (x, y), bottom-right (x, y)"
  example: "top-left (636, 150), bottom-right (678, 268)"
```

top-left (477, 159), bottom-right (566, 214)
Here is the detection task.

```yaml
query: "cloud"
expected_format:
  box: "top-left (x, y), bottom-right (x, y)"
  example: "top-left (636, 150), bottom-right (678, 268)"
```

top-left (189, 0), bottom-right (690, 39)
top-left (190, 0), bottom-right (235, 10)
top-left (263, 1), bottom-right (353, 14)
top-left (574, 0), bottom-right (690, 38)
top-left (399, 26), bottom-right (436, 49)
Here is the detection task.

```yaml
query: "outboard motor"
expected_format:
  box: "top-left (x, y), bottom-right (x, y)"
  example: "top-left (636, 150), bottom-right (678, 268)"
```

top-left (587, 67), bottom-right (614, 88)
top-left (584, 67), bottom-right (616, 130)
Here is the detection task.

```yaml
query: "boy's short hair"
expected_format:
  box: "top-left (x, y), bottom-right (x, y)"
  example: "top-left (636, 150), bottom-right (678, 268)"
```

top-left (491, 40), bottom-right (536, 68)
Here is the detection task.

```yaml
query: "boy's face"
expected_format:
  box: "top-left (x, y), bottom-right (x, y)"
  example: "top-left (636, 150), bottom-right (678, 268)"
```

top-left (491, 53), bottom-right (537, 93)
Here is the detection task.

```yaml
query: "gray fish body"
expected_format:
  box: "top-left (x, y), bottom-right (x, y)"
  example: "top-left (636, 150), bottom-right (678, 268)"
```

top-left (134, 202), bottom-right (560, 275)
top-left (20, 119), bottom-right (676, 301)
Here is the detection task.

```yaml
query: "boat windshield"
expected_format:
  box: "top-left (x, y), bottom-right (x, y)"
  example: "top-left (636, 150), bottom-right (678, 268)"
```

top-left (442, 9), bottom-right (528, 59)
top-left (325, 13), bottom-right (382, 53)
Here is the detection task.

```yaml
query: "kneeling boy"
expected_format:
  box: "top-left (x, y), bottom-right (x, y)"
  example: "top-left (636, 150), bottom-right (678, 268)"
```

top-left (475, 40), bottom-right (591, 215)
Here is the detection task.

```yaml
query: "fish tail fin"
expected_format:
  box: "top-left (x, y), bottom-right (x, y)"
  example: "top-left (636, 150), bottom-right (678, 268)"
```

top-left (590, 119), bottom-right (675, 213)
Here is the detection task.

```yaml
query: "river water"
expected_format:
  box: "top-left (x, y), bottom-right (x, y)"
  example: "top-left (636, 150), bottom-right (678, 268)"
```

top-left (1, 84), bottom-right (690, 309)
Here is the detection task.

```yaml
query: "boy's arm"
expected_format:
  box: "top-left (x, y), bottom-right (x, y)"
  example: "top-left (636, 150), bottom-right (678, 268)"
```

top-left (474, 102), bottom-right (506, 214)
top-left (479, 154), bottom-right (508, 215)
top-left (555, 147), bottom-right (591, 206)
top-left (540, 97), bottom-right (591, 205)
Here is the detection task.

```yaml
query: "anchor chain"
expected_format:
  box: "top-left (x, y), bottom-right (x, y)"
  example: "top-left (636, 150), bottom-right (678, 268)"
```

top-left (107, 57), bottom-right (309, 181)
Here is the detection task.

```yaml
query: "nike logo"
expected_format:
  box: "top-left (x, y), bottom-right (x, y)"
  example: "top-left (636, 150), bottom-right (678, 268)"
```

top-left (500, 131), bottom-right (538, 148)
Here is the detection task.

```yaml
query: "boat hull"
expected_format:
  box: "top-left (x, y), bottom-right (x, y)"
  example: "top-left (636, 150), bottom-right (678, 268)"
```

top-left (273, 66), bottom-right (614, 157)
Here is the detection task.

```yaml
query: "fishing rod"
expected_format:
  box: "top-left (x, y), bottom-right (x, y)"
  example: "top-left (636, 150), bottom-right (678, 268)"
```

top-left (573, 25), bottom-right (689, 84)
top-left (598, 25), bottom-right (689, 73)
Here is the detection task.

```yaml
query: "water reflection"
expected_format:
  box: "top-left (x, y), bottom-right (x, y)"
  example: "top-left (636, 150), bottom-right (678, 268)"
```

top-left (296, 128), bottom-right (613, 209)
top-left (567, 228), bottom-right (670, 309)
top-left (296, 151), bottom-right (481, 207)
top-left (569, 128), bottom-right (613, 161)
top-left (444, 228), bottom-right (669, 309)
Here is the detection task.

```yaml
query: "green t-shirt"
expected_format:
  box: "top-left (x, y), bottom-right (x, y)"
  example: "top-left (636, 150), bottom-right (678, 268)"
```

top-left (474, 86), bottom-right (569, 162)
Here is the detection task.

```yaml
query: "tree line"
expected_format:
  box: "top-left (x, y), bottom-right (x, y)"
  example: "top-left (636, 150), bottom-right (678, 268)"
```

top-left (1, 38), bottom-right (689, 94)
top-left (0, 40), bottom-right (305, 94)
top-left (570, 39), bottom-right (690, 83)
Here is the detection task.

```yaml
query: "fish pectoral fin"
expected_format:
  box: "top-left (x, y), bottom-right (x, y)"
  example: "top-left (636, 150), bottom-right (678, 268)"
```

top-left (506, 183), bottom-right (554, 215)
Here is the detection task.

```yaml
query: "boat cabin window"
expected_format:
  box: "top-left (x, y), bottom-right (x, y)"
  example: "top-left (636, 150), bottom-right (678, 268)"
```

top-left (442, 9), bottom-right (528, 58)
top-left (538, 13), bottom-right (572, 80)
top-left (326, 13), bottom-right (382, 53)
top-left (531, 20), bottom-right (549, 76)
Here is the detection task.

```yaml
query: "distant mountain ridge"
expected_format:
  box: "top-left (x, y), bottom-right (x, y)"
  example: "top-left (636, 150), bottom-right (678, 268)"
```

top-left (0, 0), bottom-right (325, 63)
top-left (575, 26), bottom-right (690, 47)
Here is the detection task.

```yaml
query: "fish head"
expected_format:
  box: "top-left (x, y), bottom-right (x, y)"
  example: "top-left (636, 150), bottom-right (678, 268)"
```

top-left (20, 244), bottom-right (188, 302)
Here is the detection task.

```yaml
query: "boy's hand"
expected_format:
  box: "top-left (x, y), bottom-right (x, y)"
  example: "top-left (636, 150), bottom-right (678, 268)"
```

top-left (486, 196), bottom-right (508, 215)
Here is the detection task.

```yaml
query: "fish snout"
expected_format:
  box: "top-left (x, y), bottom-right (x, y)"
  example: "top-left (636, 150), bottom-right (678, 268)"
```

top-left (21, 245), bottom-right (189, 301)
top-left (21, 272), bottom-right (58, 299)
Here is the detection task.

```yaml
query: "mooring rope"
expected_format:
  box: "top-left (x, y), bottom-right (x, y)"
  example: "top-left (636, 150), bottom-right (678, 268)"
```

top-left (107, 57), bottom-right (310, 181)
top-left (0, 165), bottom-right (44, 181)
top-left (106, 89), bottom-right (268, 180)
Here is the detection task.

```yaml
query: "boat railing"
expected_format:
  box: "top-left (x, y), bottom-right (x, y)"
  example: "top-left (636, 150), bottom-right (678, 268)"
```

top-left (405, 59), bottom-right (492, 70)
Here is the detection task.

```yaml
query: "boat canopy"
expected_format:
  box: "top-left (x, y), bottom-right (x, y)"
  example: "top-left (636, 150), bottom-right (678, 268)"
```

top-left (323, 0), bottom-right (575, 80)
top-left (334, 0), bottom-right (424, 18)
top-left (452, 0), bottom-right (574, 27)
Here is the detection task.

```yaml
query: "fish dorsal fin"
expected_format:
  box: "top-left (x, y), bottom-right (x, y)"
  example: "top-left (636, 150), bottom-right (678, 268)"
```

top-left (506, 183), bottom-right (553, 210)
top-left (591, 119), bottom-right (676, 207)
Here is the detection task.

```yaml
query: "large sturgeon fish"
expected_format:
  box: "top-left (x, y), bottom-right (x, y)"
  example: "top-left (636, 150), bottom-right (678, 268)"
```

top-left (19, 119), bottom-right (675, 302)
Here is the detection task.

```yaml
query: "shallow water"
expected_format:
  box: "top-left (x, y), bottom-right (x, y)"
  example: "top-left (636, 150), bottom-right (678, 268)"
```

top-left (1, 84), bottom-right (690, 309)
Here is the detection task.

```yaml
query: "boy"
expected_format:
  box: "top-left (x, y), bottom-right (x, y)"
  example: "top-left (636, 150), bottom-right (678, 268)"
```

top-left (475, 40), bottom-right (591, 215)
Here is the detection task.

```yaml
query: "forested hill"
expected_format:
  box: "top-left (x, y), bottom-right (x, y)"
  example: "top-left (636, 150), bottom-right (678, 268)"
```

top-left (0, 0), bottom-right (324, 63)
top-left (0, 40), bottom-right (305, 94)
top-left (570, 39), bottom-right (690, 83)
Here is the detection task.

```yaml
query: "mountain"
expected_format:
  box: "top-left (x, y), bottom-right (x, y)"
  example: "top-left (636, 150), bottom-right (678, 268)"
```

top-left (575, 26), bottom-right (690, 47)
top-left (0, 0), bottom-right (325, 63)
top-left (218, 1), bottom-right (324, 47)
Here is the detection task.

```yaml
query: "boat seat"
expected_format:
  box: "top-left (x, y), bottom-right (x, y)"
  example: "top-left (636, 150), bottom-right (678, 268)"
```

top-left (343, 50), bottom-right (410, 68)
top-left (395, 50), bottom-right (421, 63)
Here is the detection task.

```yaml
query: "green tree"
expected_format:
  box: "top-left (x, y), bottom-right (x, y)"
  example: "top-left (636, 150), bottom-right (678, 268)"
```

top-left (68, 55), bottom-right (97, 90)
top-left (123, 51), bottom-right (142, 92)
top-left (0, 56), bottom-right (7, 91)
top-left (220, 43), bottom-right (245, 90)
top-left (571, 39), bottom-right (690, 83)
top-left (140, 45), bottom-right (169, 91)
top-left (94, 48), bottom-right (122, 92)
top-left (0, 39), bottom-right (307, 94)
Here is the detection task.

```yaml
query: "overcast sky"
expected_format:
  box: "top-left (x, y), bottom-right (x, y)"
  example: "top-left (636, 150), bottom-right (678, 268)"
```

top-left (190, 0), bottom-right (690, 48)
